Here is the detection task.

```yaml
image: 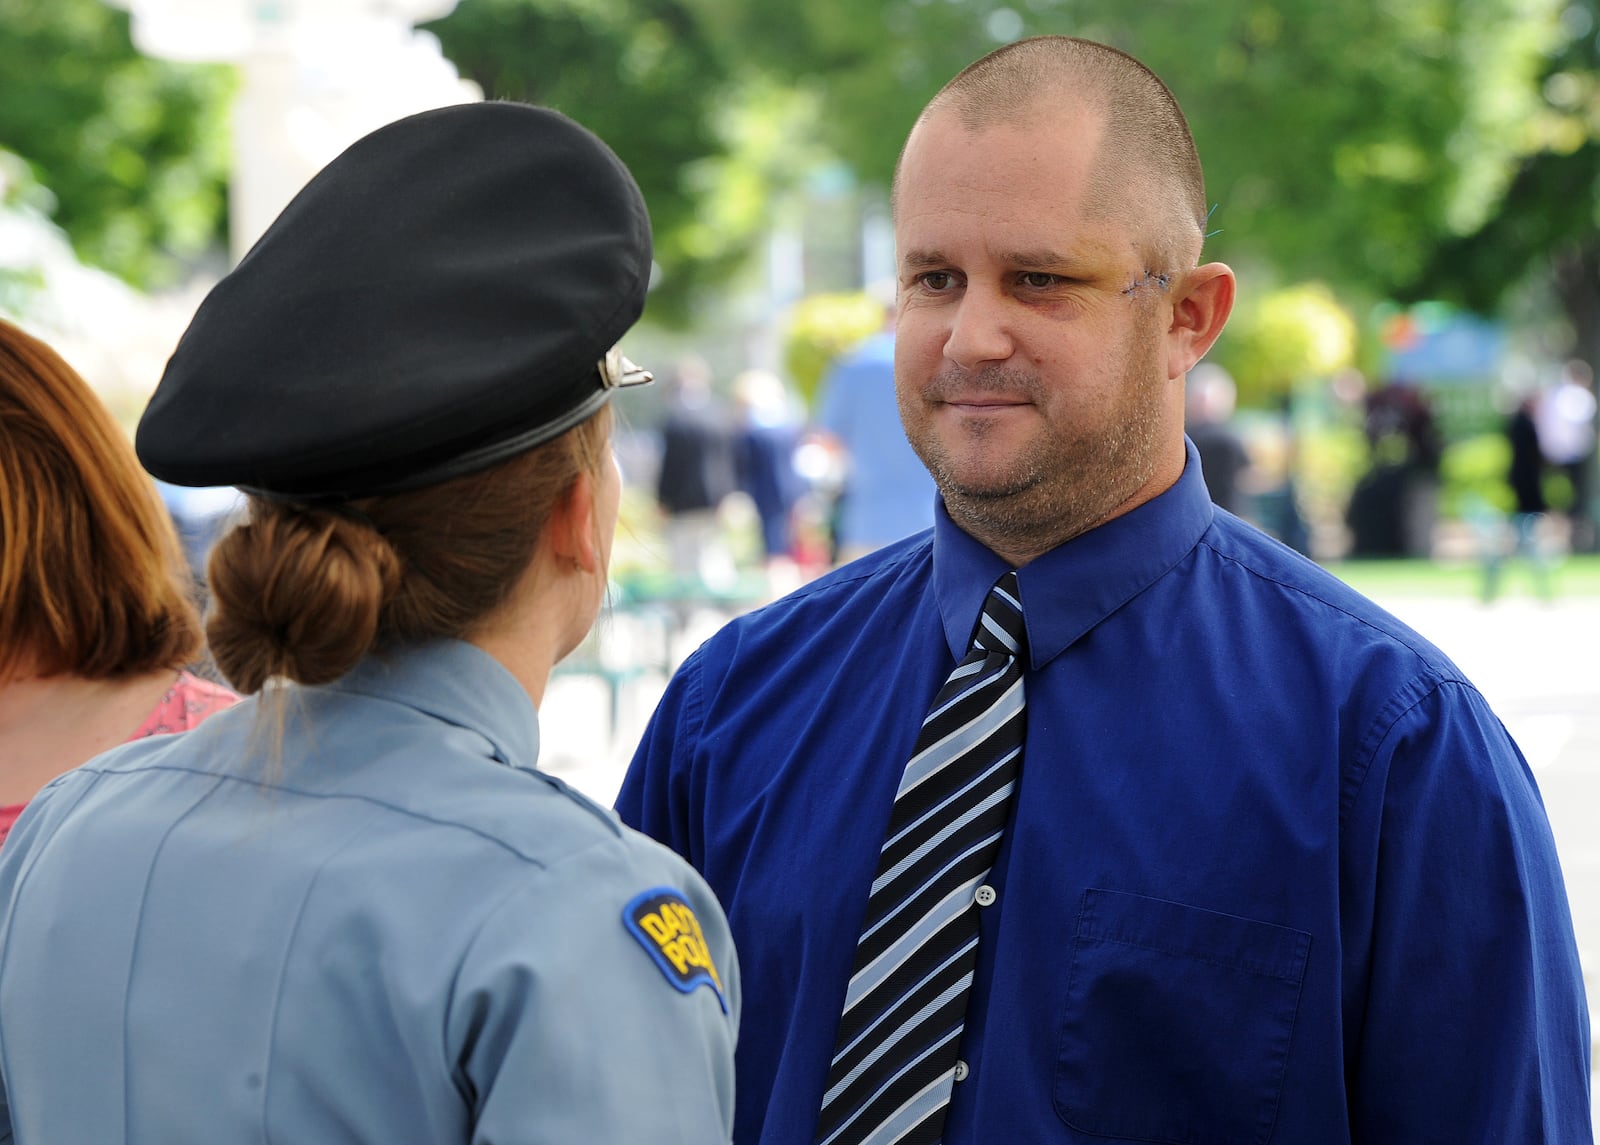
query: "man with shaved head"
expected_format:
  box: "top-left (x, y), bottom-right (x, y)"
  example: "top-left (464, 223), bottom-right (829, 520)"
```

top-left (620, 36), bottom-right (1591, 1145)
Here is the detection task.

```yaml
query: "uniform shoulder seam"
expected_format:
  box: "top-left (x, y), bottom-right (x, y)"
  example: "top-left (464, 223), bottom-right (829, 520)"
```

top-left (72, 761), bottom-right (560, 868)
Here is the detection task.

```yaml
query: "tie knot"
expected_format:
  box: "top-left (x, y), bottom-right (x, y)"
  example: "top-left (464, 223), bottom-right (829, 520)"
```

top-left (972, 570), bottom-right (1026, 660)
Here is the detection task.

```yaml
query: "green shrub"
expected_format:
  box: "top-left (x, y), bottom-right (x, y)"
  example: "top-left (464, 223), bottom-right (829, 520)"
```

top-left (1296, 423), bottom-right (1368, 527)
top-left (1211, 283), bottom-right (1358, 409)
top-left (1440, 433), bottom-right (1513, 519)
top-left (781, 292), bottom-right (884, 410)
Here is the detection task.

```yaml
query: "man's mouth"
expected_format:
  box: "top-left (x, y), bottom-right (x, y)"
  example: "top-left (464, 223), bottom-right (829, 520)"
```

top-left (943, 396), bottom-right (1029, 412)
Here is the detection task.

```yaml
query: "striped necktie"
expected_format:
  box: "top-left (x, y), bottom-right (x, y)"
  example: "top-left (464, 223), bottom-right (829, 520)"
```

top-left (816, 571), bottom-right (1027, 1145)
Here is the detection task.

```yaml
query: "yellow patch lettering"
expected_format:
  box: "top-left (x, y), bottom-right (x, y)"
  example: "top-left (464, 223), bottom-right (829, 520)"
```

top-left (640, 911), bottom-right (676, 944)
top-left (623, 888), bottom-right (728, 1012)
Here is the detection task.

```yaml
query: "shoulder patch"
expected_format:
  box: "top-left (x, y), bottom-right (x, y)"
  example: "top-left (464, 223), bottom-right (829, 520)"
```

top-left (623, 887), bottom-right (728, 1013)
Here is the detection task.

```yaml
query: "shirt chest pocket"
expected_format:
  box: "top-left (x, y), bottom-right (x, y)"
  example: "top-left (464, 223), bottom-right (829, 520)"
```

top-left (1052, 888), bottom-right (1311, 1145)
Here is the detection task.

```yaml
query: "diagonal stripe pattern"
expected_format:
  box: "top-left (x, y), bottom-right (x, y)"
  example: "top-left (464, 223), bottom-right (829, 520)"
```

top-left (816, 571), bottom-right (1027, 1145)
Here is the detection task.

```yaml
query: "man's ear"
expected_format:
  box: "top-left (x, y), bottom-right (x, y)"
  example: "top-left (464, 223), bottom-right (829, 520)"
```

top-left (1166, 262), bottom-right (1236, 381)
top-left (549, 472), bottom-right (603, 575)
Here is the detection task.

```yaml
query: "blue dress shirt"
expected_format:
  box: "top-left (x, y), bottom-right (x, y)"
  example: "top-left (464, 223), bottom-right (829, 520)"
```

top-left (0, 640), bottom-right (739, 1144)
top-left (617, 443), bottom-right (1591, 1145)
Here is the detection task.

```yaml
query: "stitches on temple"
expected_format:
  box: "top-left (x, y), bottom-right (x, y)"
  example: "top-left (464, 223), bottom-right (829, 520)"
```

top-left (1122, 269), bottom-right (1172, 298)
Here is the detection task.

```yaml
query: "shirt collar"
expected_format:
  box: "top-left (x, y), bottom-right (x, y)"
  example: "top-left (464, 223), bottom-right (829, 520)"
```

top-left (933, 437), bottom-right (1214, 669)
top-left (326, 639), bottom-right (541, 771)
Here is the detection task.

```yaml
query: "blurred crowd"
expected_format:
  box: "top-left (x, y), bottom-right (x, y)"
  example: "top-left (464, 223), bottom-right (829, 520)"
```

top-left (634, 311), bottom-right (937, 602)
top-left (1185, 358), bottom-right (1598, 590)
top-left (147, 325), bottom-right (1600, 612)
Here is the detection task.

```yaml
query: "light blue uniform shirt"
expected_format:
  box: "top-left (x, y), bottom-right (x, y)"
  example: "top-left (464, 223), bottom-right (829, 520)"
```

top-left (0, 640), bottom-right (738, 1144)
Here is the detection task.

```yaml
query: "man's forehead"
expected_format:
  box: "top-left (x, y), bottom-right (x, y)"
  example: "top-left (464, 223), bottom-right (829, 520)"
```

top-left (898, 99), bottom-right (1104, 198)
top-left (894, 115), bottom-right (1131, 267)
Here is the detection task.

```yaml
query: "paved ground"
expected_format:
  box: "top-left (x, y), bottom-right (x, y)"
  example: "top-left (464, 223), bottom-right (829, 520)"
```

top-left (542, 586), bottom-right (1600, 1070)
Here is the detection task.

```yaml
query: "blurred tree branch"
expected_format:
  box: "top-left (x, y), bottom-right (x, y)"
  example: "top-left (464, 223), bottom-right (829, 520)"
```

top-left (1402, 0), bottom-right (1600, 369)
top-left (6, 0), bottom-right (1593, 351)
top-left (0, 0), bottom-right (233, 289)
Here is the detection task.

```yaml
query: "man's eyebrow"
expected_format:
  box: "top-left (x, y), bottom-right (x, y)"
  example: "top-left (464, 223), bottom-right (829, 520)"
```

top-left (900, 249), bottom-right (950, 271)
top-left (1001, 247), bottom-right (1102, 270)
top-left (901, 247), bottom-right (1103, 271)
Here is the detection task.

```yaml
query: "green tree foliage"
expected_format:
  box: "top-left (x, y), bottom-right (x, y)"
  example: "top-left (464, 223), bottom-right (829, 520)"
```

top-left (781, 290), bottom-right (883, 408)
top-left (0, 0), bottom-right (233, 288)
top-left (710, 0), bottom-right (1561, 300)
top-left (5, 0), bottom-right (1580, 354)
top-left (1211, 282), bottom-right (1357, 407)
top-left (0, 151), bottom-right (51, 312)
top-left (1403, 0), bottom-right (1600, 368)
top-left (425, 0), bottom-right (772, 323)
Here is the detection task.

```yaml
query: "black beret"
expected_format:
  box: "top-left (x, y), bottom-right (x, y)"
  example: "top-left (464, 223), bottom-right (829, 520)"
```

top-left (136, 101), bottom-right (652, 500)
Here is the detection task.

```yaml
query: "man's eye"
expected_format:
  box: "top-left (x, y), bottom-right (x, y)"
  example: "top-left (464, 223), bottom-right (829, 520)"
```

top-left (918, 272), bottom-right (956, 291)
top-left (1020, 272), bottom-right (1060, 289)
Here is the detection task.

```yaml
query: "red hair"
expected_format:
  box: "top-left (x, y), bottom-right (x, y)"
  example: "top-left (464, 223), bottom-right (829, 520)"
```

top-left (0, 318), bottom-right (202, 680)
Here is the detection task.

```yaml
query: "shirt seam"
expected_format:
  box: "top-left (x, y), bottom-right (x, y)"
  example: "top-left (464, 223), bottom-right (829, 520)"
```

top-left (440, 828), bottom-right (643, 1112)
top-left (122, 771), bottom-right (233, 1139)
top-left (1194, 537), bottom-right (1475, 830)
top-left (1194, 538), bottom-right (1463, 670)
top-left (0, 768), bottom-right (109, 1136)
top-left (261, 811), bottom-right (386, 1145)
top-left (756, 540), bottom-right (927, 611)
top-left (682, 650), bottom-right (710, 870)
top-left (440, 863), bottom-right (552, 1114)
top-left (1340, 677), bottom-right (1488, 831)
top-left (71, 762), bottom-right (554, 869)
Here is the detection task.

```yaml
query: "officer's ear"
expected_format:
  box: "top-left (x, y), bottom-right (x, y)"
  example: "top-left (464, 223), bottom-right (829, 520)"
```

top-left (1165, 263), bottom-right (1235, 381)
top-left (548, 472), bottom-right (603, 576)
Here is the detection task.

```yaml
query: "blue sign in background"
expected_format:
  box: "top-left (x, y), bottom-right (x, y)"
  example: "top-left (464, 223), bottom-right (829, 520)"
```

top-left (1383, 308), bottom-right (1506, 384)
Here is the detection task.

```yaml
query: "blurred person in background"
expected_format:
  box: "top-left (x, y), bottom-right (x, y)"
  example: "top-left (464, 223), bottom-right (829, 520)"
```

top-left (1346, 376), bottom-right (1443, 557)
top-left (655, 353), bottom-right (738, 587)
top-left (0, 103), bottom-right (737, 1144)
top-left (154, 478), bottom-right (245, 589)
top-left (732, 367), bottom-right (806, 593)
top-left (1259, 391), bottom-right (1313, 556)
top-left (1483, 389), bottom-right (1554, 602)
top-left (0, 317), bottom-right (237, 848)
top-left (1182, 360), bottom-right (1253, 521)
top-left (1535, 357), bottom-right (1598, 553)
top-left (815, 298), bottom-right (937, 562)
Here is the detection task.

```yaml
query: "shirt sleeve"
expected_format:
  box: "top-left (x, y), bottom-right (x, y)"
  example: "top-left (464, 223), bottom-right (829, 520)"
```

top-left (615, 649), bottom-right (705, 867)
top-left (446, 833), bottom-right (738, 1145)
top-left (1344, 679), bottom-right (1591, 1141)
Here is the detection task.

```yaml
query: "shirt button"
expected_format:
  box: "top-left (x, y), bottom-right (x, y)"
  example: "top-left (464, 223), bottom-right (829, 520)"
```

top-left (953, 1060), bottom-right (970, 1083)
top-left (974, 884), bottom-right (997, 907)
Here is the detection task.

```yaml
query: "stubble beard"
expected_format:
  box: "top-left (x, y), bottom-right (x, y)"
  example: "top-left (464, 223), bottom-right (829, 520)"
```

top-left (904, 339), bottom-right (1168, 563)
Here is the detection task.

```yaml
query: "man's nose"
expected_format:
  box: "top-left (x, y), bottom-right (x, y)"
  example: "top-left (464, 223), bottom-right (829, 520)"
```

top-left (942, 289), bottom-right (1015, 371)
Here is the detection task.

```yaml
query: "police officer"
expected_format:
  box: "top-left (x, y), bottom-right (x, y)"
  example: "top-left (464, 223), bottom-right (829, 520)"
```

top-left (0, 102), bottom-right (738, 1143)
